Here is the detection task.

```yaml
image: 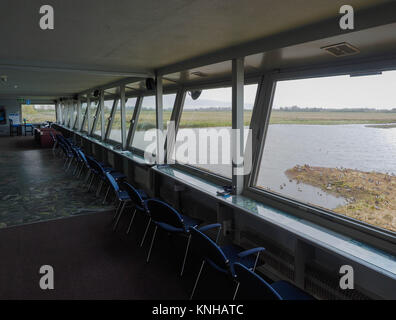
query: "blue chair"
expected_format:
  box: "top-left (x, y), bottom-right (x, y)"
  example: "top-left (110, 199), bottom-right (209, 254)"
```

top-left (103, 171), bottom-right (131, 230)
top-left (49, 131), bottom-right (58, 152)
top-left (9, 119), bottom-right (20, 136)
top-left (189, 226), bottom-right (265, 300)
top-left (144, 199), bottom-right (201, 276)
top-left (233, 262), bottom-right (314, 300)
top-left (76, 150), bottom-right (92, 180)
top-left (118, 182), bottom-right (148, 234)
top-left (56, 134), bottom-right (74, 168)
top-left (23, 118), bottom-right (34, 136)
top-left (85, 156), bottom-right (125, 195)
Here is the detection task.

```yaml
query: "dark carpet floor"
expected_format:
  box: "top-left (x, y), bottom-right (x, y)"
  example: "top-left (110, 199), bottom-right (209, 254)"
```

top-left (0, 136), bottom-right (236, 299)
top-left (0, 136), bottom-right (113, 228)
top-left (0, 209), bottom-right (236, 299)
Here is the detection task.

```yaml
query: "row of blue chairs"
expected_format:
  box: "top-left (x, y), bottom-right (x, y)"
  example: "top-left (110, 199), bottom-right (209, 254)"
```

top-left (51, 132), bottom-right (314, 300)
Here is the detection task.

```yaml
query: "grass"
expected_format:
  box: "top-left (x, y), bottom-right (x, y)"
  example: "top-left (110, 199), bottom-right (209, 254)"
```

top-left (30, 105), bottom-right (396, 128)
top-left (286, 165), bottom-right (396, 232)
top-left (269, 111), bottom-right (396, 125)
top-left (113, 110), bottom-right (396, 129)
top-left (21, 106), bottom-right (55, 123)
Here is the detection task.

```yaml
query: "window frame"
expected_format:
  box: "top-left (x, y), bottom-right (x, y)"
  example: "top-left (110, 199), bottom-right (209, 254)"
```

top-left (128, 93), bottom-right (177, 156)
top-left (168, 85), bottom-right (234, 184)
top-left (167, 82), bottom-right (260, 186)
top-left (243, 67), bottom-right (396, 255)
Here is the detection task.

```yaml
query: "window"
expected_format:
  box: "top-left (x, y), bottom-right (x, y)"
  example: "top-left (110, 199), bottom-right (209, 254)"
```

top-left (21, 104), bottom-right (56, 123)
top-left (109, 97), bottom-right (137, 143)
top-left (131, 94), bottom-right (175, 152)
top-left (93, 100), bottom-right (113, 136)
top-left (89, 100), bottom-right (99, 134)
top-left (173, 85), bottom-right (257, 179)
top-left (81, 102), bottom-right (87, 131)
top-left (72, 104), bottom-right (78, 129)
top-left (254, 72), bottom-right (396, 233)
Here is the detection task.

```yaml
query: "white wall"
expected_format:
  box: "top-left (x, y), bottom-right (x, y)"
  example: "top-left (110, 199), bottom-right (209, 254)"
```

top-left (0, 99), bottom-right (21, 136)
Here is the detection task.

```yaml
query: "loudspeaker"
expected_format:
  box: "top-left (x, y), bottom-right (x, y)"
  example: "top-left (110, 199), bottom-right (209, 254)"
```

top-left (190, 90), bottom-right (202, 100)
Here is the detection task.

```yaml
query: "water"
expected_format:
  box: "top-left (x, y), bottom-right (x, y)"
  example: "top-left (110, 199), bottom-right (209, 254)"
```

top-left (258, 124), bottom-right (396, 209)
top-left (110, 124), bottom-right (396, 209)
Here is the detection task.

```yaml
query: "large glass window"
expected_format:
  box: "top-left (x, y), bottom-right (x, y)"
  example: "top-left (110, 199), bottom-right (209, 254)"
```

top-left (254, 72), bottom-right (396, 233)
top-left (131, 94), bottom-right (175, 152)
top-left (89, 101), bottom-right (100, 132)
top-left (21, 104), bottom-right (56, 124)
top-left (93, 100), bottom-right (113, 136)
top-left (81, 102), bottom-right (87, 131)
top-left (72, 104), bottom-right (78, 129)
top-left (173, 85), bottom-right (257, 179)
top-left (109, 97), bottom-right (137, 143)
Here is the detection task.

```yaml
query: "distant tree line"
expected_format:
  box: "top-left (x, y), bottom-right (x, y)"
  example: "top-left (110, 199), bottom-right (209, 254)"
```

top-left (274, 106), bottom-right (396, 112)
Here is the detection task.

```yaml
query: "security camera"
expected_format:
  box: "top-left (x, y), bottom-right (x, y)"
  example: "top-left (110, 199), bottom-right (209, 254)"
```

top-left (0, 75), bottom-right (7, 83)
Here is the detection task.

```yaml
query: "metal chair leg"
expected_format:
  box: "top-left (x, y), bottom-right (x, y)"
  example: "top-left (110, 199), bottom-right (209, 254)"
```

top-left (96, 180), bottom-right (104, 197)
top-left (232, 282), bottom-right (240, 301)
top-left (113, 200), bottom-right (121, 220)
top-left (78, 164), bottom-right (84, 178)
top-left (146, 225), bottom-right (158, 263)
top-left (113, 201), bottom-right (126, 231)
top-left (84, 170), bottom-right (91, 183)
top-left (102, 185), bottom-right (111, 204)
top-left (140, 218), bottom-right (151, 247)
top-left (72, 161), bottom-right (79, 175)
top-left (126, 208), bottom-right (137, 234)
top-left (180, 234), bottom-right (192, 277)
top-left (190, 260), bottom-right (205, 300)
top-left (66, 158), bottom-right (73, 171)
top-left (88, 174), bottom-right (95, 191)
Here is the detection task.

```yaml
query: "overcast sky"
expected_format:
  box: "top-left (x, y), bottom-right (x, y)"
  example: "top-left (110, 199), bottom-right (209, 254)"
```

top-left (180, 70), bottom-right (396, 110)
top-left (273, 70), bottom-right (396, 109)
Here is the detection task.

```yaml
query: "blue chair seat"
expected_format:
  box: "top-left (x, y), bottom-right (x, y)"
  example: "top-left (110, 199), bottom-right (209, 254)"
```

top-left (271, 281), bottom-right (314, 300)
top-left (117, 190), bottom-right (131, 201)
top-left (155, 213), bottom-right (199, 233)
top-left (137, 189), bottom-right (148, 199)
top-left (182, 215), bottom-right (200, 229)
top-left (110, 171), bottom-right (126, 180)
top-left (221, 245), bottom-right (257, 271)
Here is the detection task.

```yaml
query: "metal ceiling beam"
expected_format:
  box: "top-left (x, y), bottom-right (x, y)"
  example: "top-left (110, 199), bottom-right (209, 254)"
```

top-left (156, 2), bottom-right (396, 76)
top-left (0, 64), bottom-right (152, 78)
top-left (77, 77), bottom-right (146, 96)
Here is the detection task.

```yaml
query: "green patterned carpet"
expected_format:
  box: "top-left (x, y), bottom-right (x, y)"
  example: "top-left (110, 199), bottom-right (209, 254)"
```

top-left (0, 136), bottom-right (114, 228)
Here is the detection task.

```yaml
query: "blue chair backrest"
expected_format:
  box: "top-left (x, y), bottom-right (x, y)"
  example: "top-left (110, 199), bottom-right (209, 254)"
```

top-left (78, 150), bottom-right (90, 169)
top-left (49, 131), bottom-right (56, 142)
top-left (88, 156), bottom-right (107, 176)
top-left (145, 199), bottom-right (186, 231)
top-left (122, 182), bottom-right (145, 208)
top-left (70, 145), bottom-right (80, 160)
top-left (233, 262), bottom-right (283, 300)
top-left (189, 227), bottom-right (229, 273)
top-left (104, 171), bottom-right (121, 194)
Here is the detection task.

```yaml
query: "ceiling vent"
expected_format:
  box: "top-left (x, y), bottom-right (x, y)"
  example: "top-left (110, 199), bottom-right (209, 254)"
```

top-left (321, 42), bottom-right (360, 57)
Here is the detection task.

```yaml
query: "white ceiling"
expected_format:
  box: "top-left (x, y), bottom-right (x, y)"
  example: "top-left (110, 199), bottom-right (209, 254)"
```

top-left (0, 0), bottom-right (394, 100)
